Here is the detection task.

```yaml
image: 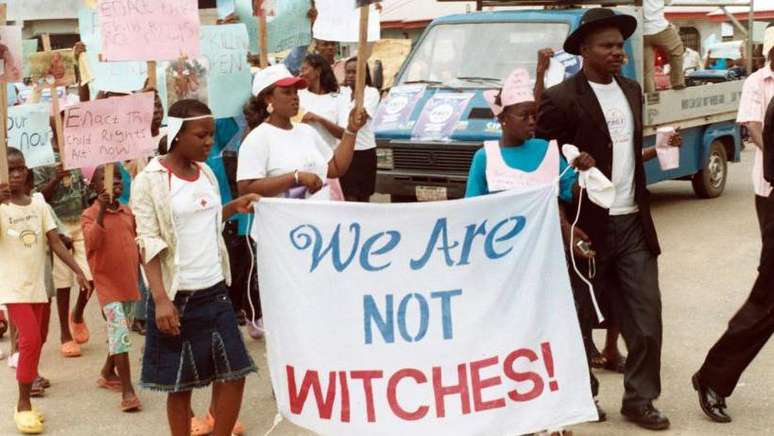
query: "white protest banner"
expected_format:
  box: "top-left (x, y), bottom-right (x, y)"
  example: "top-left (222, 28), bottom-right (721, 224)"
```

top-left (98, 0), bottom-right (200, 61)
top-left (200, 24), bottom-right (252, 119)
top-left (254, 186), bottom-right (598, 436)
top-left (7, 0), bottom-right (80, 21)
top-left (312, 0), bottom-right (380, 43)
top-left (62, 92), bottom-right (155, 170)
top-left (7, 103), bottom-right (55, 168)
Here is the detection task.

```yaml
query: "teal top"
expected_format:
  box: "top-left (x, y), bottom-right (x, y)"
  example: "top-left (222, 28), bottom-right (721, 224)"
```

top-left (465, 138), bottom-right (577, 202)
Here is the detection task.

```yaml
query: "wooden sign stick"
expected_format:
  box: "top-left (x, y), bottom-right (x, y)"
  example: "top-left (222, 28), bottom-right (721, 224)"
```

top-left (146, 61), bottom-right (157, 89)
top-left (104, 163), bottom-right (114, 202)
top-left (258, 11), bottom-right (269, 68)
top-left (354, 4), bottom-right (370, 111)
top-left (42, 34), bottom-right (67, 170)
top-left (0, 4), bottom-right (9, 183)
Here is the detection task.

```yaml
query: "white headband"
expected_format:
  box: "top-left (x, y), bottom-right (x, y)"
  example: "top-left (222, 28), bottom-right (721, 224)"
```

top-left (167, 115), bottom-right (214, 146)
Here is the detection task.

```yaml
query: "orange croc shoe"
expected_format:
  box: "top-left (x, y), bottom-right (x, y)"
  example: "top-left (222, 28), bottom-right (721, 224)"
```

top-left (60, 341), bottom-right (81, 358)
top-left (69, 313), bottom-right (90, 344)
top-left (206, 411), bottom-right (245, 435)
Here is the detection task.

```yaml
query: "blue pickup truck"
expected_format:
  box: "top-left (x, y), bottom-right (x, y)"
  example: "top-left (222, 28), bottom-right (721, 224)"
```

top-left (373, 2), bottom-right (743, 202)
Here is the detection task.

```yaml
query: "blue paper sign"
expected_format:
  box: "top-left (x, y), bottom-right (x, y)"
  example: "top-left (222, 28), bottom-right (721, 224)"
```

top-left (200, 24), bottom-right (253, 119)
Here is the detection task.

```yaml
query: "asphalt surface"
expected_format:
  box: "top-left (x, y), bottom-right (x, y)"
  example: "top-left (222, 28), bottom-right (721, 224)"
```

top-left (1, 147), bottom-right (773, 435)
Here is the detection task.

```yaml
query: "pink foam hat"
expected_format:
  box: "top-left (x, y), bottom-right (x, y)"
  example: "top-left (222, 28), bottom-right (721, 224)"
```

top-left (483, 68), bottom-right (534, 117)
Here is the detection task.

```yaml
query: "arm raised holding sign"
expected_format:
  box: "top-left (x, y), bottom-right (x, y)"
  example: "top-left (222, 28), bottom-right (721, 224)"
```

top-left (236, 65), bottom-right (365, 199)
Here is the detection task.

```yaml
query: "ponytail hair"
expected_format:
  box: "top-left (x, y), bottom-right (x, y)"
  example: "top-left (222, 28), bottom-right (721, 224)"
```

top-left (243, 86), bottom-right (274, 131)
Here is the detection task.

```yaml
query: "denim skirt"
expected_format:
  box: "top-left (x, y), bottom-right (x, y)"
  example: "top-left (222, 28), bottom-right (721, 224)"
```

top-left (141, 282), bottom-right (256, 392)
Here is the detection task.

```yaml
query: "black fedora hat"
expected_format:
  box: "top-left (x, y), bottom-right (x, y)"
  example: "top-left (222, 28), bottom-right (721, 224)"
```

top-left (563, 8), bottom-right (637, 55)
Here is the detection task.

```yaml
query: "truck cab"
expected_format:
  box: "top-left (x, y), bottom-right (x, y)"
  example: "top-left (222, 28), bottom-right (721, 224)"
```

top-left (373, 0), bottom-right (744, 202)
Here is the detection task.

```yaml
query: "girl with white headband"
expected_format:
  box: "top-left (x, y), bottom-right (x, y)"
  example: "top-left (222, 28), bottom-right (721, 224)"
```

top-left (130, 99), bottom-right (260, 436)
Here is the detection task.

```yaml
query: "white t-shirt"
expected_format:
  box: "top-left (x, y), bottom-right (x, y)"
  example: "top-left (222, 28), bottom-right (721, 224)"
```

top-left (299, 89), bottom-right (350, 149)
top-left (589, 80), bottom-right (639, 216)
top-left (339, 86), bottom-right (380, 151)
top-left (236, 122), bottom-right (334, 194)
top-left (169, 170), bottom-right (224, 291)
top-left (643, 0), bottom-right (670, 35)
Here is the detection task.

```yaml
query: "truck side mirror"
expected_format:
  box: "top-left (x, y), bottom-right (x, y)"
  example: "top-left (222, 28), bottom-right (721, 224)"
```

top-left (373, 60), bottom-right (384, 91)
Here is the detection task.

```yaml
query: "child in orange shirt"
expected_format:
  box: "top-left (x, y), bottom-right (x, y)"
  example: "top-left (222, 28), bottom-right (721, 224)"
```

top-left (81, 166), bottom-right (142, 412)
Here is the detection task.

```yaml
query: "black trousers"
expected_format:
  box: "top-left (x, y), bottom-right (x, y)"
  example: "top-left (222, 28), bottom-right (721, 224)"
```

top-left (756, 194), bottom-right (774, 237)
top-left (223, 222), bottom-right (261, 320)
top-left (597, 214), bottom-right (663, 409)
top-left (698, 195), bottom-right (774, 397)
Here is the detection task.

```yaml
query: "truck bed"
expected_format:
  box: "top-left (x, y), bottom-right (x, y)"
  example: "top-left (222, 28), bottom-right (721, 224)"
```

top-left (644, 81), bottom-right (743, 136)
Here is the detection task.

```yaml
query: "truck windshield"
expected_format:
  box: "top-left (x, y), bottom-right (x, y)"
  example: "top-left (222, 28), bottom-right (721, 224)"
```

top-left (399, 22), bottom-right (570, 88)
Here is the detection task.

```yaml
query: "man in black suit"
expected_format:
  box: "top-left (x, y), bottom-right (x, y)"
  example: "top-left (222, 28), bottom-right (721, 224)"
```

top-left (536, 8), bottom-right (669, 431)
top-left (691, 86), bottom-right (774, 424)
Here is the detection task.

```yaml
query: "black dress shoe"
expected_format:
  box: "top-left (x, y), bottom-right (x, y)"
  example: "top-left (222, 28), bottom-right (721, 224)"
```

top-left (621, 402), bottom-right (670, 431)
top-left (595, 399), bottom-right (607, 422)
top-left (692, 372), bottom-right (732, 423)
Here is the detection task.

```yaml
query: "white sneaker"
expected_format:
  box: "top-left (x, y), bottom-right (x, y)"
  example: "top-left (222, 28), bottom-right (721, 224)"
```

top-left (247, 318), bottom-right (265, 339)
top-left (8, 352), bottom-right (19, 368)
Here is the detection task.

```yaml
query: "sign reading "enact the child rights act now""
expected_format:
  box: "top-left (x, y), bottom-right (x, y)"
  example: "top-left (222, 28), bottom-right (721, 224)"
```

top-left (254, 186), bottom-right (599, 436)
top-left (62, 92), bottom-right (156, 170)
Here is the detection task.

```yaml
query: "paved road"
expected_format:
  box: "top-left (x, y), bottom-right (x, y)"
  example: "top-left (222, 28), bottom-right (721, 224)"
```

top-left (2, 148), bottom-right (773, 435)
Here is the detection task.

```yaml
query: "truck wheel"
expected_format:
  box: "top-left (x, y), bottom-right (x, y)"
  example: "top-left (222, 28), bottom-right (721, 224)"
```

top-left (391, 194), bottom-right (417, 203)
top-left (692, 141), bottom-right (727, 199)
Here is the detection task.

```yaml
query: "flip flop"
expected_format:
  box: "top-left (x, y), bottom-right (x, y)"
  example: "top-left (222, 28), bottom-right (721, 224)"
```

top-left (14, 409), bottom-right (43, 434)
top-left (120, 397), bottom-right (142, 413)
top-left (34, 376), bottom-right (51, 389)
top-left (603, 354), bottom-right (626, 374)
top-left (590, 353), bottom-right (607, 370)
top-left (31, 379), bottom-right (46, 398)
top-left (60, 341), bottom-right (81, 358)
top-left (69, 313), bottom-right (90, 345)
top-left (207, 411), bottom-right (245, 435)
top-left (191, 416), bottom-right (213, 436)
top-left (97, 377), bottom-right (123, 392)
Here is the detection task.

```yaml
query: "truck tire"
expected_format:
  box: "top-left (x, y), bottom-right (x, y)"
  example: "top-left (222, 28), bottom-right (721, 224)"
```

top-left (692, 141), bottom-right (727, 199)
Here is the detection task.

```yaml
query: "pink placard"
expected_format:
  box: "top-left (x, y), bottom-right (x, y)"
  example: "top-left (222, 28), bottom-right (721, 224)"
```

top-left (99, 0), bottom-right (200, 61)
top-left (62, 93), bottom-right (156, 170)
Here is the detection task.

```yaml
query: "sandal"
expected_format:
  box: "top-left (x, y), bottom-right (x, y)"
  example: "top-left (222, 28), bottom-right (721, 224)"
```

top-left (130, 320), bottom-right (146, 336)
top-left (34, 376), bottom-right (51, 389)
top-left (14, 409), bottom-right (43, 434)
top-left (206, 411), bottom-right (245, 435)
top-left (31, 379), bottom-right (46, 398)
top-left (31, 407), bottom-right (44, 423)
top-left (590, 353), bottom-right (607, 370)
top-left (191, 416), bottom-right (213, 436)
top-left (69, 312), bottom-right (90, 345)
top-left (603, 354), bottom-right (626, 374)
top-left (120, 397), bottom-right (142, 413)
top-left (60, 341), bottom-right (81, 358)
top-left (97, 377), bottom-right (123, 392)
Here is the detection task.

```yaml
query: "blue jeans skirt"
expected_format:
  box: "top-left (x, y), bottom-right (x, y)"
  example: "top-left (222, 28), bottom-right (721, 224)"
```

top-left (141, 282), bottom-right (256, 392)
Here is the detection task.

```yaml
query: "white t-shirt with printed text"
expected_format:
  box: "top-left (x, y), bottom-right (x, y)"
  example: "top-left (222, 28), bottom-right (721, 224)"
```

top-left (589, 79), bottom-right (639, 216)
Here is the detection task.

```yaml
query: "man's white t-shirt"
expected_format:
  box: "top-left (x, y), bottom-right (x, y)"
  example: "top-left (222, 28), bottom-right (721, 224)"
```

top-left (169, 170), bottom-right (224, 291)
top-left (236, 122), bottom-right (333, 194)
top-left (299, 89), bottom-right (350, 149)
top-left (643, 0), bottom-right (670, 36)
top-left (339, 86), bottom-right (380, 151)
top-left (589, 80), bottom-right (639, 216)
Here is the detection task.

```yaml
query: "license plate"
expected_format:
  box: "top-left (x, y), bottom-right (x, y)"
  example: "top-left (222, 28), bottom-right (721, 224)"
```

top-left (415, 186), bottom-right (447, 202)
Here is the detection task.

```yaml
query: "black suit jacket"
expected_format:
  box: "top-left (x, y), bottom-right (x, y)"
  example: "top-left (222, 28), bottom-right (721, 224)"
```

top-left (536, 71), bottom-right (661, 256)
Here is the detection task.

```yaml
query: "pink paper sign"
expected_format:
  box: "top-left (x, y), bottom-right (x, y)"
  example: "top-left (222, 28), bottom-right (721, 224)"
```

top-left (62, 93), bottom-right (156, 170)
top-left (99, 0), bottom-right (200, 61)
